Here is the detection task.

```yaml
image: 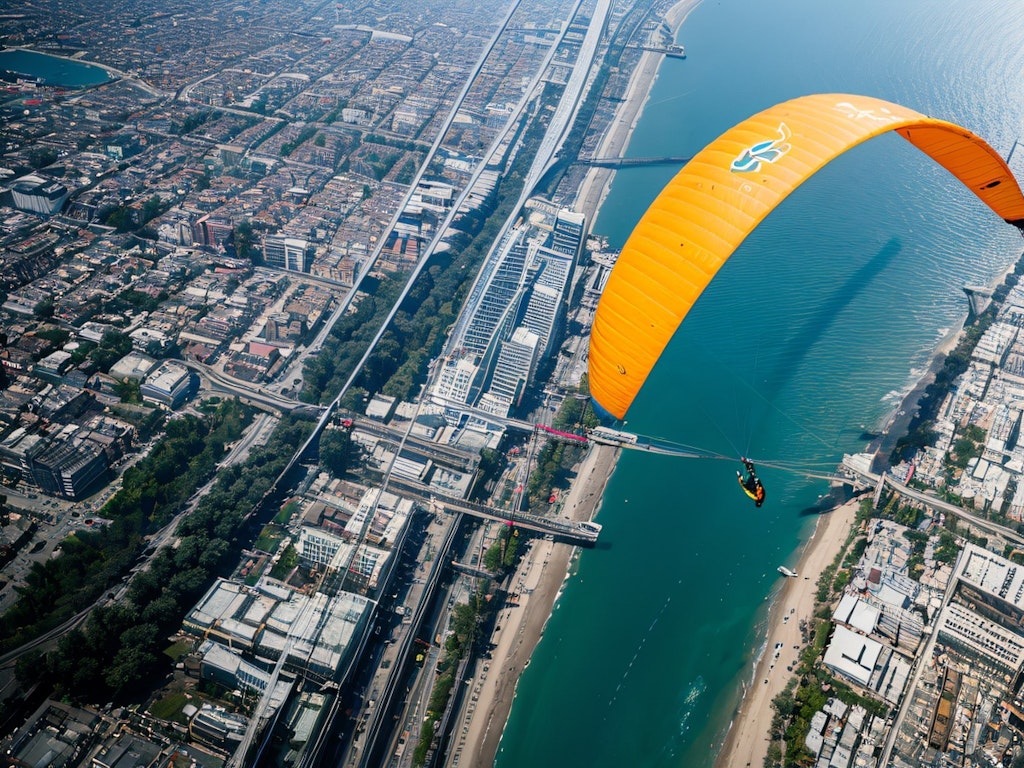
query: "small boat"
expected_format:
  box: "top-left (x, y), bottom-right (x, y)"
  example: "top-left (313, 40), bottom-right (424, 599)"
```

top-left (777, 566), bottom-right (797, 578)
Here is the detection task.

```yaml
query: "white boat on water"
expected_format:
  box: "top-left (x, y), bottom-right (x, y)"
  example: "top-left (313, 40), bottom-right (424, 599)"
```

top-left (777, 566), bottom-right (798, 578)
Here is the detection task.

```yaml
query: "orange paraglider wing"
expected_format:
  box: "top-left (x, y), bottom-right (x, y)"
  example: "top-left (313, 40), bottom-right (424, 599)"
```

top-left (588, 93), bottom-right (1024, 420)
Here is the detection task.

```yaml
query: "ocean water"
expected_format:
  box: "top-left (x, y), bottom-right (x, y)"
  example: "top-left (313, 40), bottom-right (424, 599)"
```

top-left (0, 49), bottom-right (112, 87)
top-left (496, 1), bottom-right (1024, 767)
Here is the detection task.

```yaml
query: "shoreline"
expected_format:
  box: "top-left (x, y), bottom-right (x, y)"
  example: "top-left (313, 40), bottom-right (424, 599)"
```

top-left (458, 227), bottom-right (1021, 768)
top-left (452, 443), bottom-right (619, 767)
top-left (712, 498), bottom-right (861, 768)
top-left (575, 0), bottom-right (704, 223)
top-left (713, 265), bottom-right (1018, 765)
top-left (453, 3), bottom-right (706, 764)
top-left (452, 1), bottom-right (715, 764)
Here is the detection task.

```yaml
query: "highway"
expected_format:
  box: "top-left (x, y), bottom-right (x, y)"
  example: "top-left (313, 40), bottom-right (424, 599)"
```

top-left (182, 358), bottom-right (324, 415)
top-left (442, 0), bottom-right (603, 357)
top-left (522, 0), bottom-right (612, 195)
top-left (346, 515), bottom-right (462, 768)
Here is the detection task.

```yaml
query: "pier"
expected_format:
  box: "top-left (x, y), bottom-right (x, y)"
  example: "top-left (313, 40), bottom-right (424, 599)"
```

top-left (580, 154), bottom-right (691, 168)
top-left (626, 43), bottom-right (686, 58)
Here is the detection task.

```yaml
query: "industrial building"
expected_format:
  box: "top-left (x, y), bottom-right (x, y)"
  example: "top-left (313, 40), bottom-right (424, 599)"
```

top-left (182, 577), bottom-right (374, 682)
top-left (8, 174), bottom-right (69, 215)
top-left (140, 360), bottom-right (195, 408)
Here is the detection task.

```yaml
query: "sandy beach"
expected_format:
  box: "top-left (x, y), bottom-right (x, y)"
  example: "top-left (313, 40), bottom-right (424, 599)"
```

top-left (575, 0), bottom-right (705, 223)
top-left (449, 443), bottom-right (619, 767)
top-left (713, 499), bottom-right (860, 767)
top-left (711, 314), bottom-right (981, 767)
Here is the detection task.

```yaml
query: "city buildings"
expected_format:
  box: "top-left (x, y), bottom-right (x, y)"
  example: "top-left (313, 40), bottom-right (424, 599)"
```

top-left (139, 360), bottom-right (195, 409)
top-left (434, 207), bottom-right (585, 421)
top-left (183, 577), bottom-right (374, 684)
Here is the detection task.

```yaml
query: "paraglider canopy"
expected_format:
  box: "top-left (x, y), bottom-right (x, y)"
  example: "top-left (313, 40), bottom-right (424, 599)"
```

top-left (588, 93), bottom-right (1024, 421)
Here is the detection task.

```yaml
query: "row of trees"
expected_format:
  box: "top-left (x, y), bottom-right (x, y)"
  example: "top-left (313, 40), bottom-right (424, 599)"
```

top-left (300, 276), bottom-right (405, 404)
top-left (1, 399), bottom-right (254, 655)
top-left (280, 125), bottom-right (318, 157)
top-left (551, 376), bottom-right (601, 433)
top-left (16, 412), bottom-right (314, 701)
top-left (413, 584), bottom-right (505, 766)
top-left (525, 439), bottom-right (585, 511)
top-left (482, 525), bottom-right (520, 572)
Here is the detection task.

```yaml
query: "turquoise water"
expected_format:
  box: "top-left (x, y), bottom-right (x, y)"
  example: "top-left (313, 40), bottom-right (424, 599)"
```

top-left (496, 1), bottom-right (1024, 766)
top-left (0, 49), bottom-right (112, 87)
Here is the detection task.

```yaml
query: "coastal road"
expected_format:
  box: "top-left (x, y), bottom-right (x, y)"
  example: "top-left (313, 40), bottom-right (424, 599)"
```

top-left (846, 463), bottom-right (1024, 547)
top-left (886, 475), bottom-right (1024, 545)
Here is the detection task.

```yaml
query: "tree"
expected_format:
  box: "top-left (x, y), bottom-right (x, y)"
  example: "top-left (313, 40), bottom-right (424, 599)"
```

top-left (772, 685), bottom-right (796, 719)
top-left (141, 195), bottom-right (163, 224)
top-left (103, 206), bottom-right (132, 232)
top-left (105, 641), bottom-right (158, 694)
top-left (28, 147), bottom-right (57, 169)
top-left (235, 219), bottom-right (257, 263)
top-left (115, 378), bottom-right (142, 403)
top-left (320, 429), bottom-right (354, 477)
top-left (33, 296), bottom-right (54, 319)
top-left (483, 526), bottom-right (519, 571)
top-left (90, 329), bottom-right (133, 372)
top-left (450, 601), bottom-right (482, 649)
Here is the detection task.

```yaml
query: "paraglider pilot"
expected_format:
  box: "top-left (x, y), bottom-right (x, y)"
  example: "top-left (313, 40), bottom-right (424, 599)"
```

top-left (737, 458), bottom-right (766, 507)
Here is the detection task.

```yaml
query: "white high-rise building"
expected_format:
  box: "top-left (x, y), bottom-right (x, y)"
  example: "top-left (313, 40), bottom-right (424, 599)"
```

top-left (263, 235), bottom-right (309, 272)
top-left (483, 327), bottom-right (540, 413)
top-left (433, 357), bottom-right (478, 406)
top-left (549, 208), bottom-right (585, 258)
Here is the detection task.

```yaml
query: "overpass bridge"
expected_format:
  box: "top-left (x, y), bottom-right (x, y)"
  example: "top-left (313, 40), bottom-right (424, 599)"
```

top-left (388, 478), bottom-right (601, 546)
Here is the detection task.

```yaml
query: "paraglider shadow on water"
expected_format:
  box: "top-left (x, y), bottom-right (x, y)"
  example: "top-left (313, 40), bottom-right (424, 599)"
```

top-left (755, 237), bottom-right (902, 405)
top-left (688, 237), bottom-right (904, 457)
